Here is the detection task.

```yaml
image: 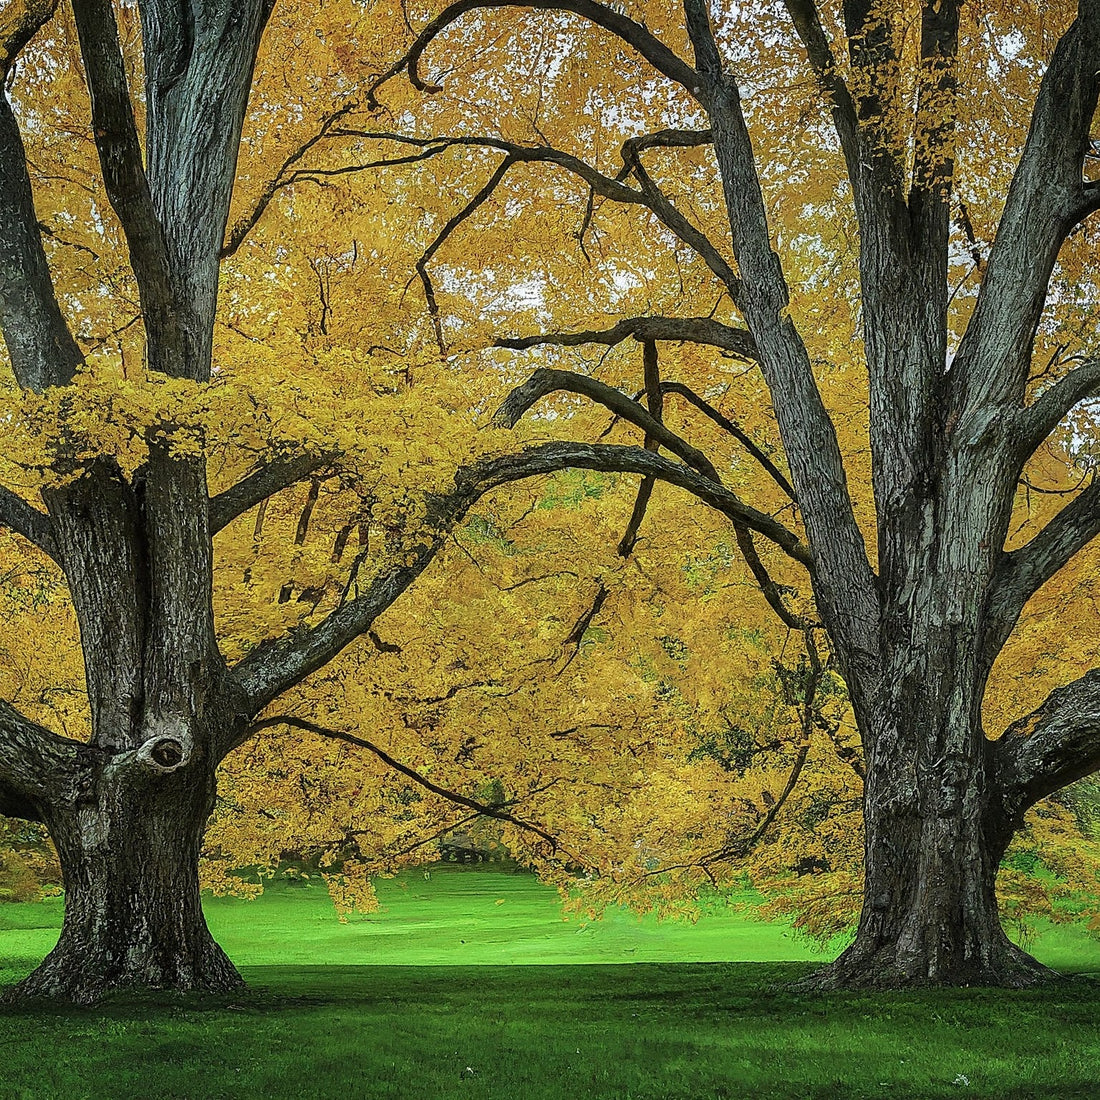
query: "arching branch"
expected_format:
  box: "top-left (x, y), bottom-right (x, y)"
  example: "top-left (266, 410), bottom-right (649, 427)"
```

top-left (493, 366), bottom-right (722, 481)
top-left (227, 439), bottom-right (811, 729)
top-left (367, 0), bottom-right (705, 111)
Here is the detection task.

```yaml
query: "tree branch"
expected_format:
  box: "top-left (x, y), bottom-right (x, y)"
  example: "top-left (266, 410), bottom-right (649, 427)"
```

top-left (221, 100), bottom-right (357, 259)
top-left (0, 485), bottom-right (57, 559)
top-left (248, 715), bottom-right (563, 851)
top-left (780, 0), bottom-right (863, 200)
top-left (209, 453), bottom-right (334, 536)
top-left (617, 339), bottom-right (662, 557)
top-left (0, 700), bottom-right (90, 822)
top-left (228, 439), bottom-right (812, 725)
top-left (954, 3), bottom-right (1100, 414)
top-left (415, 153), bottom-right (518, 351)
top-left (986, 476), bottom-right (1100, 656)
top-left (0, 0), bottom-right (57, 76)
top-left (1015, 360), bottom-right (1100, 463)
top-left (661, 381), bottom-right (794, 500)
top-left (493, 366), bottom-right (723, 481)
top-left (0, 89), bottom-right (82, 391)
top-left (994, 667), bottom-right (1100, 821)
top-left (704, 45), bottom-right (880, 701)
top-left (72, 0), bottom-right (183, 375)
top-left (367, 0), bottom-right (705, 111)
top-left (496, 314), bottom-right (756, 360)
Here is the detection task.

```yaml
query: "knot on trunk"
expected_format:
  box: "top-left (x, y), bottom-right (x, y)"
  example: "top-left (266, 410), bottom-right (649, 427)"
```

top-left (135, 718), bottom-right (193, 774)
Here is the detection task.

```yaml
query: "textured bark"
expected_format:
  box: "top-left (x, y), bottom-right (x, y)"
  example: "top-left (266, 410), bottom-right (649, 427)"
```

top-left (10, 749), bottom-right (241, 1003)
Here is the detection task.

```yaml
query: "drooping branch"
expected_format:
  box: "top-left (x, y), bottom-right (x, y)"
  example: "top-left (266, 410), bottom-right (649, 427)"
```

top-left (493, 366), bottom-right (722, 481)
top-left (0, 485), bottom-right (57, 560)
top-left (71, 0), bottom-right (183, 375)
top-left (367, 0), bottom-right (705, 111)
top-left (248, 715), bottom-right (563, 851)
top-left (994, 667), bottom-right (1100, 821)
top-left (209, 453), bottom-right (334, 536)
top-left (0, 700), bottom-right (91, 822)
top-left (228, 439), bottom-right (812, 728)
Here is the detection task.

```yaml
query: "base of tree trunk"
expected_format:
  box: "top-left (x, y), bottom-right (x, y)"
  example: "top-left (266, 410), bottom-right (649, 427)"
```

top-left (5, 936), bottom-right (243, 1005)
top-left (792, 936), bottom-right (1058, 991)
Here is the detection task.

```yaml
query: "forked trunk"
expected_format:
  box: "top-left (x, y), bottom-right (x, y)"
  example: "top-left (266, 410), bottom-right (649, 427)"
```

top-left (10, 752), bottom-right (240, 1003)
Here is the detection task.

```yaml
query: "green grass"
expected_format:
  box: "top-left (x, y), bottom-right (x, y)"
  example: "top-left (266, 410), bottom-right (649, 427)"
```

top-left (2, 865), bottom-right (1100, 1099)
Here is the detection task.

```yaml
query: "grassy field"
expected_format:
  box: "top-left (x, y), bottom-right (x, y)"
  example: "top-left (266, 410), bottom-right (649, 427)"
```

top-left (2, 865), bottom-right (1100, 1099)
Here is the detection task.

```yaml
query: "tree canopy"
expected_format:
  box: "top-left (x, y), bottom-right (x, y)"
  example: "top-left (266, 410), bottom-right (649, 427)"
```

top-left (4, 0), bottom-right (1100, 998)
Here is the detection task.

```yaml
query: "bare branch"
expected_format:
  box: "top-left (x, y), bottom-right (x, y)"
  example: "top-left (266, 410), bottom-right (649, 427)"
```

top-left (683, 0), bottom-right (723, 81)
top-left (416, 153), bottom-right (518, 351)
top-left (780, 0), bottom-right (863, 198)
top-left (367, 0), bottom-right (705, 111)
top-left (0, 485), bottom-right (57, 559)
top-left (249, 714), bottom-right (562, 850)
top-left (209, 454), bottom-right (333, 536)
top-left (496, 314), bottom-right (756, 359)
top-left (1015, 360), bottom-right (1100, 462)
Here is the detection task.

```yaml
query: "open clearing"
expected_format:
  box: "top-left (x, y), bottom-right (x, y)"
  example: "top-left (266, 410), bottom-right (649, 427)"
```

top-left (2, 866), bottom-right (1099, 1099)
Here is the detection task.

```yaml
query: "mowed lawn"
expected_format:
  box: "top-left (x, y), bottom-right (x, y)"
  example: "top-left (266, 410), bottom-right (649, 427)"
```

top-left (2, 865), bottom-right (1100, 1099)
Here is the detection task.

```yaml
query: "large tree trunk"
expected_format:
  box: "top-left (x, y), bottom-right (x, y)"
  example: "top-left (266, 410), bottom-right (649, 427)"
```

top-left (807, 742), bottom-right (1052, 989)
top-left (10, 749), bottom-right (240, 1003)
